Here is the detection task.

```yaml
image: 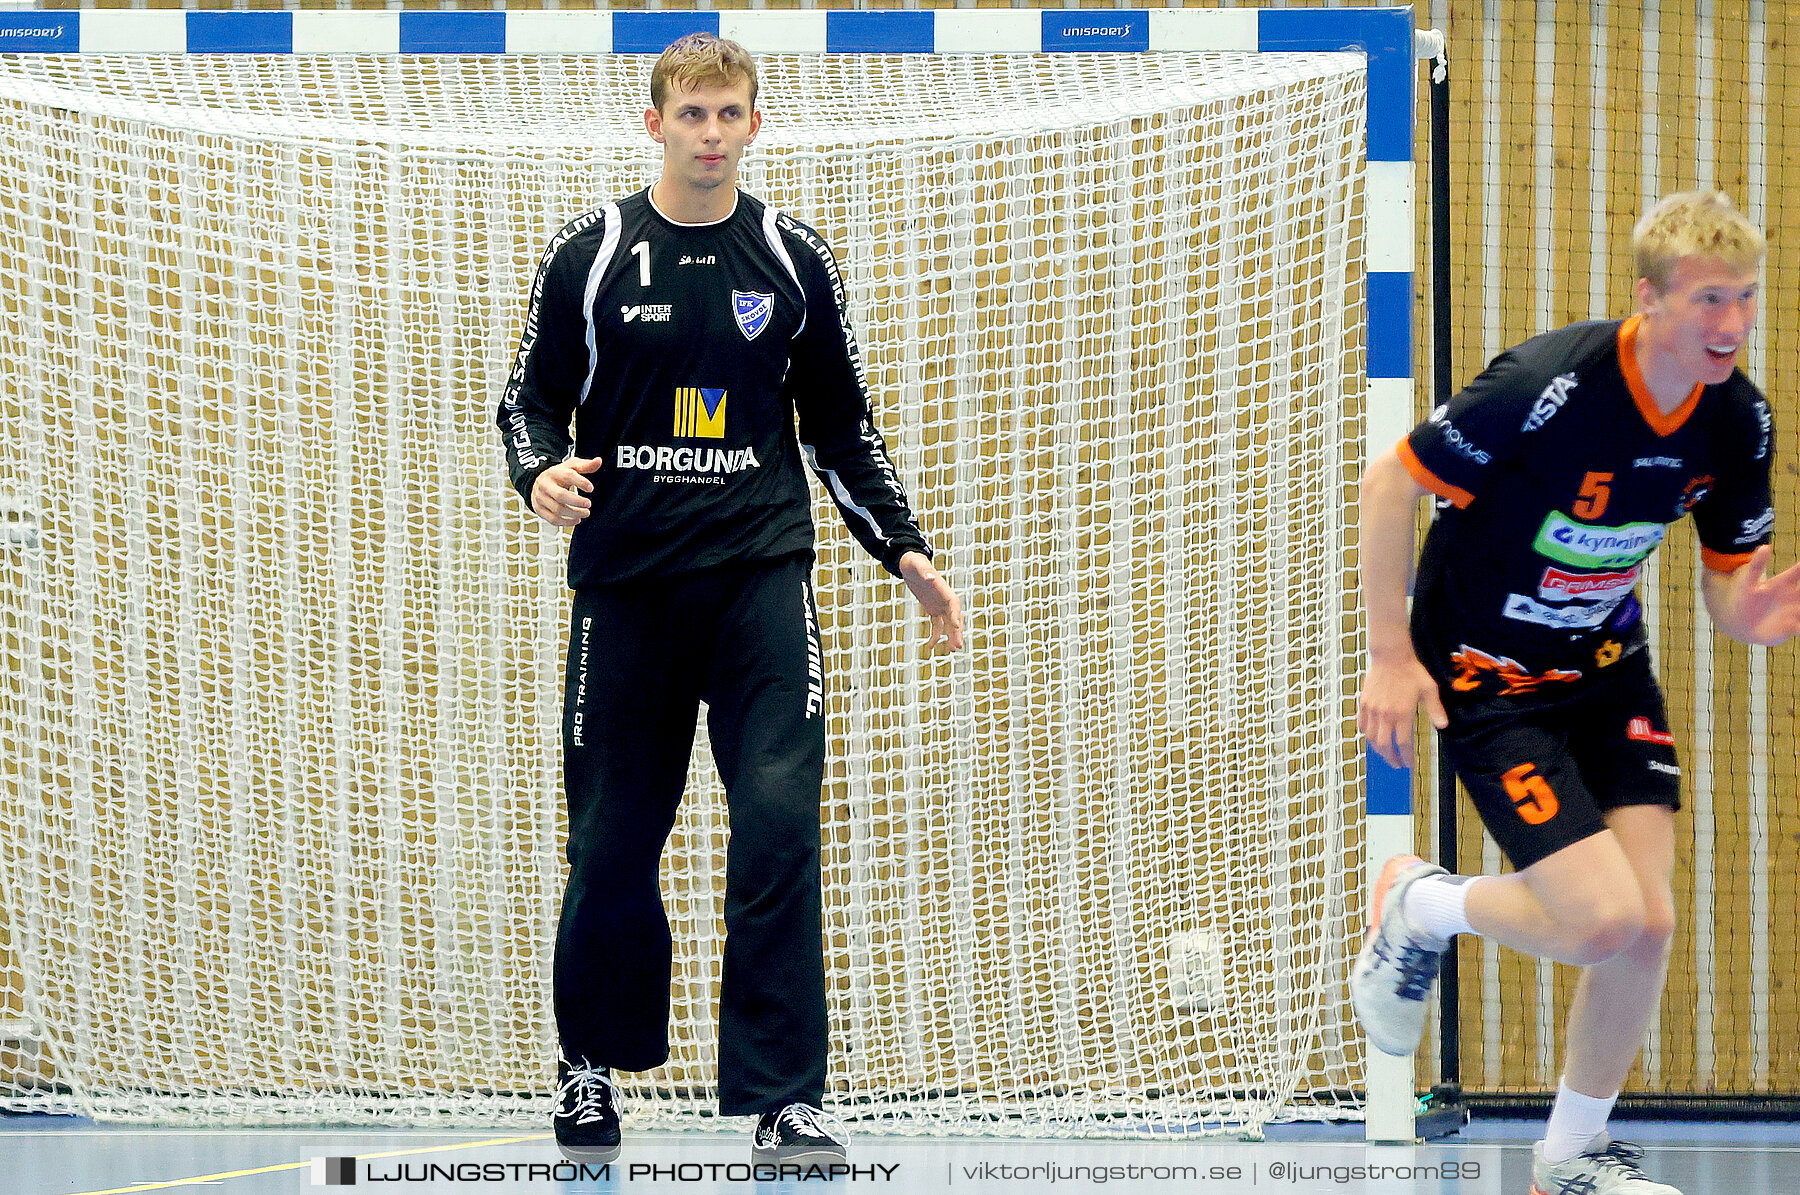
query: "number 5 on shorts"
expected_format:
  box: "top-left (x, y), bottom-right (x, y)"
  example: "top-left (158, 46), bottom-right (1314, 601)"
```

top-left (1502, 763), bottom-right (1560, 824)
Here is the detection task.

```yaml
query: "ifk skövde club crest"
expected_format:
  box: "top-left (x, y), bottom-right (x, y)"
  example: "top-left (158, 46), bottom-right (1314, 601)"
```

top-left (733, 290), bottom-right (774, 341)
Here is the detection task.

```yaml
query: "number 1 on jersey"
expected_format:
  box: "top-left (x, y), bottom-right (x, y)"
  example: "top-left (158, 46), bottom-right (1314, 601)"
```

top-left (631, 240), bottom-right (650, 287)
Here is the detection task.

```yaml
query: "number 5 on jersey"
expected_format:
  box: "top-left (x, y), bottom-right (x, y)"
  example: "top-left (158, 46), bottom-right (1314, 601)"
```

top-left (1502, 763), bottom-right (1560, 824)
top-left (1572, 471), bottom-right (1612, 520)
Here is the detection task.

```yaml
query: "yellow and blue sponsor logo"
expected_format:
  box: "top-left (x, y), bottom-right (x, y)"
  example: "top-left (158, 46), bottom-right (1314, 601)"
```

top-left (673, 387), bottom-right (727, 439)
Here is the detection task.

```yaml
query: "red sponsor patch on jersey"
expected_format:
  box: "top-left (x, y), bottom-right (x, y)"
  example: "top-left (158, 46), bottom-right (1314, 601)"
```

top-left (1627, 716), bottom-right (1675, 746)
top-left (1539, 565), bottom-right (1639, 600)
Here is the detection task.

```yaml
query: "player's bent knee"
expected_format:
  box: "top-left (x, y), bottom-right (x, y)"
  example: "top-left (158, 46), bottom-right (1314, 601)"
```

top-left (1563, 900), bottom-right (1649, 965)
top-left (1633, 904), bottom-right (1677, 959)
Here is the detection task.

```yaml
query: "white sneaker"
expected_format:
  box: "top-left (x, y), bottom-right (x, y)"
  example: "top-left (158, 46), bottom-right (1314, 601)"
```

top-left (1531, 1134), bottom-right (1681, 1195)
top-left (1349, 854), bottom-right (1450, 1056)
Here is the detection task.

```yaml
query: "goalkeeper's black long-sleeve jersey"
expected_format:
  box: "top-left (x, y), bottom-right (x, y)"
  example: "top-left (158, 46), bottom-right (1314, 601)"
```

top-left (498, 188), bottom-right (932, 587)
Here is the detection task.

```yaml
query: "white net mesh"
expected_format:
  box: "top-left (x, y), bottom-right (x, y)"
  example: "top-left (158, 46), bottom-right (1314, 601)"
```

top-left (0, 51), bottom-right (1367, 1133)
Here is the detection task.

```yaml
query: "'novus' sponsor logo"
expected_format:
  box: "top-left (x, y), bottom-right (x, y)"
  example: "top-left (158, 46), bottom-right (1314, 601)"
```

top-left (1428, 405), bottom-right (1491, 464)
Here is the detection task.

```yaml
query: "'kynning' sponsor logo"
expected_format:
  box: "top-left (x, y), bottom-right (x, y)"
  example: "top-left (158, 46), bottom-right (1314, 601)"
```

top-left (1532, 512), bottom-right (1665, 569)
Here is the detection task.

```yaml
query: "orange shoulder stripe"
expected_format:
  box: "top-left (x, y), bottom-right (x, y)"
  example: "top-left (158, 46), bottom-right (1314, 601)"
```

top-left (1701, 545), bottom-right (1757, 573)
top-left (1395, 437), bottom-right (1475, 509)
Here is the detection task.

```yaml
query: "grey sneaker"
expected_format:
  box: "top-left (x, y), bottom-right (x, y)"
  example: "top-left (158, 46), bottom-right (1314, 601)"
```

top-left (752, 1103), bottom-right (847, 1166)
top-left (1531, 1134), bottom-right (1681, 1195)
top-left (1349, 853), bottom-right (1450, 1056)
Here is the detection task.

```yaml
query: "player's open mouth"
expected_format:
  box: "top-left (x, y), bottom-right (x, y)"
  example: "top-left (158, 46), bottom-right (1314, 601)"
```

top-left (1705, 344), bottom-right (1738, 362)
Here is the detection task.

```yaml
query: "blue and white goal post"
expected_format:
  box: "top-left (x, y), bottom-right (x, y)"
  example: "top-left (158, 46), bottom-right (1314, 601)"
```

top-left (0, 4), bottom-right (1429, 1140)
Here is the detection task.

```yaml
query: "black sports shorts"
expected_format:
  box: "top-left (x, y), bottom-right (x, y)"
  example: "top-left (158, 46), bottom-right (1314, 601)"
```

top-left (1438, 651), bottom-right (1681, 870)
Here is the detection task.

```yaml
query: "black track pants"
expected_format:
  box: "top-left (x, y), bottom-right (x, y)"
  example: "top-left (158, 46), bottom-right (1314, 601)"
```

top-left (554, 553), bottom-right (828, 1114)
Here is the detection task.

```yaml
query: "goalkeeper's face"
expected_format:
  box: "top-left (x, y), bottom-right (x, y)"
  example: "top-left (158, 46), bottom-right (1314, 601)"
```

top-left (646, 80), bottom-right (762, 195)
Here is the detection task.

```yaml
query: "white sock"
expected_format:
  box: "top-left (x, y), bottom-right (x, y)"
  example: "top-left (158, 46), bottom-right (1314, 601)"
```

top-left (1539, 1079), bottom-right (1618, 1163)
top-left (1403, 872), bottom-right (1480, 940)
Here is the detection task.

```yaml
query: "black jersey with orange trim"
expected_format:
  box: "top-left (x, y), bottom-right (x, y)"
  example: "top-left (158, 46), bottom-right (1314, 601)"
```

top-left (497, 188), bottom-right (931, 587)
top-left (1403, 316), bottom-right (1774, 700)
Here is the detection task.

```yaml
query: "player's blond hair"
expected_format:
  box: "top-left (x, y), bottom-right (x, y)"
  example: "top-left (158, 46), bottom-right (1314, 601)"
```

top-left (1633, 190), bottom-right (1765, 291)
top-left (650, 33), bottom-right (758, 113)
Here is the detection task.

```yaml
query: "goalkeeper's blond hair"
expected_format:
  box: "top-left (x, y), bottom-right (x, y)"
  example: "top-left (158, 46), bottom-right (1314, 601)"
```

top-left (650, 33), bottom-right (759, 113)
top-left (1633, 191), bottom-right (1765, 292)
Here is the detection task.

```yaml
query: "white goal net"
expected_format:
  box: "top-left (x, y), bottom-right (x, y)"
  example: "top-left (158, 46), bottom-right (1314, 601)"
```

top-left (0, 50), bottom-right (1367, 1133)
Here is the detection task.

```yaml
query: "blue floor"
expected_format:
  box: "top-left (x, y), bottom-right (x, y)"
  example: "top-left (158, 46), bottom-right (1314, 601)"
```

top-left (3, 1113), bottom-right (1796, 1194)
